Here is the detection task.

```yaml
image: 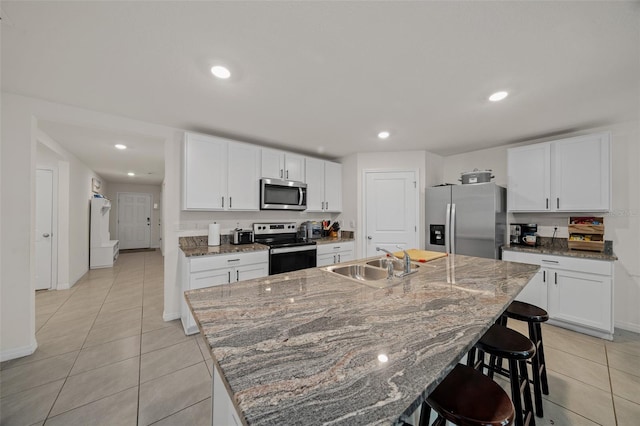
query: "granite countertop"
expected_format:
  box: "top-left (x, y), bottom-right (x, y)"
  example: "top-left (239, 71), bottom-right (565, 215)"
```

top-left (179, 234), bottom-right (355, 257)
top-left (502, 237), bottom-right (617, 261)
top-left (185, 255), bottom-right (539, 425)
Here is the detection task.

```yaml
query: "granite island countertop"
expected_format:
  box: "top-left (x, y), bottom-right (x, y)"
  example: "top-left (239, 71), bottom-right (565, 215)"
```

top-left (185, 255), bottom-right (539, 425)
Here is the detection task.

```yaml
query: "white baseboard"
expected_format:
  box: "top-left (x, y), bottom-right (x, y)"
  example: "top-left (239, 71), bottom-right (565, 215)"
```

top-left (56, 281), bottom-right (71, 290)
top-left (615, 321), bottom-right (640, 334)
top-left (163, 311), bottom-right (181, 322)
top-left (1, 339), bottom-right (38, 362)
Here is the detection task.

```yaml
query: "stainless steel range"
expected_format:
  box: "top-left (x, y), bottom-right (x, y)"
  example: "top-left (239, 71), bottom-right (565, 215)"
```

top-left (253, 223), bottom-right (317, 275)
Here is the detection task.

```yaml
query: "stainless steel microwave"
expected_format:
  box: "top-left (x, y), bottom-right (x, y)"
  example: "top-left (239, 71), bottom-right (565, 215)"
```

top-left (260, 178), bottom-right (307, 210)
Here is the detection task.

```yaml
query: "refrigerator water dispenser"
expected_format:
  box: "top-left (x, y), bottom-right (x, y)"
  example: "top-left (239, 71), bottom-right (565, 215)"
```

top-left (430, 225), bottom-right (446, 246)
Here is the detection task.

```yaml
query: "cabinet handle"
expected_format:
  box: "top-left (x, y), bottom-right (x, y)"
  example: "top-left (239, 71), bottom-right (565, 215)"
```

top-left (338, 254), bottom-right (341, 262)
top-left (333, 255), bottom-right (336, 263)
top-left (236, 270), bottom-right (239, 281)
top-left (227, 258), bottom-right (240, 262)
top-left (222, 197), bottom-right (224, 208)
top-left (280, 169), bottom-right (283, 178)
top-left (557, 198), bottom-right (560, 209)
top-left (228, 271), bottom-right (231, 283)
top-left (229, 197), bottom-right (232, 208)
top-left (543, 270), bottom-right (546, 282)
top-left (326, 201), bottom-right (329, 210)
top-left (546, 198), bottom-right (549, 209)
top-left (286, 170), bottom-right (289, 179)
top-left (554, 272), bottom-right (558, 285)
top-left (542, 259), bottom-right (559, 263)
top-left (321, 201), bottom-right (324, 210)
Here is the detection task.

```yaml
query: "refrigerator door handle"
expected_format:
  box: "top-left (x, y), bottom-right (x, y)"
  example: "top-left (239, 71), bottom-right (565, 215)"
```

top-left (450, 203), bottom-right (456, 255)
top-left (445, 203), bottom-right (451, 254)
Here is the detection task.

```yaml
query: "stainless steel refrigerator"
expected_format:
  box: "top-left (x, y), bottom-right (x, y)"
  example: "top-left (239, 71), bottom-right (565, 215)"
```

top-left (426, 183), bottom-right (506, 259)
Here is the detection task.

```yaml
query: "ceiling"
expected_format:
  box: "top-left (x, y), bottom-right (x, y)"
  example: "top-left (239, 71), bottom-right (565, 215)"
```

top-left (2, 1), bottom-right (639, 181)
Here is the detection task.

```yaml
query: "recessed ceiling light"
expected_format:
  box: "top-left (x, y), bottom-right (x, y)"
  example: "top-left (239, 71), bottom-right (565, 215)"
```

top-left (489, 91), bottom-right (509, 102)
top-left (378, 131), bottom-right (390, 139)
top-left (127, 172), bottom-right (135, 176)
top-left (211, 65), bottom-right (231, 79)
top-left (114, 144), bottom-right (127, 150)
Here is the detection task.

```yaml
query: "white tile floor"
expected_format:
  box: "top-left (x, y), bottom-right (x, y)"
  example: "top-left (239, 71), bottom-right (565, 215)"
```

top-left (1, 250), bottom-right (639, 425)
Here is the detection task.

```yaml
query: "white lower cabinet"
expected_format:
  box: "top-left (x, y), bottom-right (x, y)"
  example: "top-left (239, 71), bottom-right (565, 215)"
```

top-left (502, 250), bottom-right (613, 339)
top-left (317, 241), bottom-right (355, 267)
top-left (180, 250), bottom-right (268, 335)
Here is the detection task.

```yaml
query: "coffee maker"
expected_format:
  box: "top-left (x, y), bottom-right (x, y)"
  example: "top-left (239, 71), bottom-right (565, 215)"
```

top-left (510, 223), bottom-right (538, 246)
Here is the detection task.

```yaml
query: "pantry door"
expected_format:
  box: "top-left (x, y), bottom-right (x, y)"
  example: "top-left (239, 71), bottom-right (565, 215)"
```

top-left (364, 170), bottom-right (419, 257)
top-left (117, 193), bottom-right (151, 249)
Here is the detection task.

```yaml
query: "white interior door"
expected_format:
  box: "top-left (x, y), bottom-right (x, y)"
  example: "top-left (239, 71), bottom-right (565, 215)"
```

top-left (35, 169), bottom-right (53, 290)
top-left (364, 171), bottom-right (418, 257)
top-left (118, 193), bottom-right (151, 250)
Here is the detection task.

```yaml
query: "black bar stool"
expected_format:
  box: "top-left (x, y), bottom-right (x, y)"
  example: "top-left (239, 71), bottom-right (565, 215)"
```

top-left (418, 363), bottom-right (515, 426)
top-left (496, 301), bottom-right (549, 417)
top-left (468, 324), bottom-right (536, 426)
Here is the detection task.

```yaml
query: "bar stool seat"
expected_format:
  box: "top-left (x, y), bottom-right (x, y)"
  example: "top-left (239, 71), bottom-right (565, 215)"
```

top-left (500, 301), bottom-right (550, 418)
top-left (420, 363), bottom-right (515, 426)
top-left (469, 324), bottom-right (536, 426)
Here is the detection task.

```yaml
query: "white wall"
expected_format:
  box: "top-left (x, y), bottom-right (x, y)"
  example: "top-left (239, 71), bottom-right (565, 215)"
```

top-left (105, 182), bottom-right (163, 248)
top-left (1, 93), bottom-right (181, 361)
top-left (442, 121), bottom-right (640, 332)
top-left (339, 151), bottom-right (429, 258)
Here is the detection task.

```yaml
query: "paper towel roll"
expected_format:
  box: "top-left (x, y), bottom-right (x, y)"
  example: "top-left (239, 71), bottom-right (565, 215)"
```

top-left (208, 223), bottom-right (220, 246)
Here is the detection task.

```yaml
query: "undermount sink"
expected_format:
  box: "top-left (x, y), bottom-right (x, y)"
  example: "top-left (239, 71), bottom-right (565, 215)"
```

top-left (366, 258), bottom-right (420, 272)
top-left (328, 264), bottom-right (389, 281)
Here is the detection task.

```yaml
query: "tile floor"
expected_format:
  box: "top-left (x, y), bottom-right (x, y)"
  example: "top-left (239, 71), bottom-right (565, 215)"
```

top-left (1, 250), bottom-right (639, 425)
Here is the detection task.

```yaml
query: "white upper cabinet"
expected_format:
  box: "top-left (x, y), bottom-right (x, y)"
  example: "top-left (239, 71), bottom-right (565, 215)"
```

top-left (261, 148), bottom-right (305, 182)
top-left (553, 133), bottom-right (611, 212)
top-left (305, 157), bottom-right (342, 213)
top-left (183, 133), bottom-right (260, 211)
top-left (507, 132), bottom-right (611, 212)
top-left (183, 133), bottom-right (227, 210)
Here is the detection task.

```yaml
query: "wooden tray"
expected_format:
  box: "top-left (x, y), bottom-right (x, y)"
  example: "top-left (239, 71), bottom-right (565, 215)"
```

top-left (568, 240), bottom-right (605, 252)
top-left (393, 249), bottom-right (447, 262)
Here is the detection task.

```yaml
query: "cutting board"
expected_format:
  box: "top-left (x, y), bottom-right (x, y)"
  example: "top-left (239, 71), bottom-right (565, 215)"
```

top-left (392, 249), bottom-right (447, 262)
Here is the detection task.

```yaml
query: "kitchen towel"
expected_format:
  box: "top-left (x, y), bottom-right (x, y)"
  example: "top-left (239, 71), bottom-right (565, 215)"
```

top-left (208, 223), bottom-right (220, 246)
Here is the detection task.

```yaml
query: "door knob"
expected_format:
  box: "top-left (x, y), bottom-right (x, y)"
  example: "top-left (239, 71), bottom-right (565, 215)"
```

top-left (43, 233), bottom-right (50, 238)
top-left (367, 236), bottom-right (372, 240)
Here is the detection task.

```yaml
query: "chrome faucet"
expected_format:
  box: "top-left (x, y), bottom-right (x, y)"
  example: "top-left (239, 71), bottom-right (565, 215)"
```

top-left (376, 246), bottom-right (412, 275)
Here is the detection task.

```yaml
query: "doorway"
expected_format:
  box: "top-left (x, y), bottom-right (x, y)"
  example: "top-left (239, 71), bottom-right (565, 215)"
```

top-left (117, 192), bottom-right (151, 250)
top-left (363, 170), bottom-right (419, 257)
top-left (35, 169), bottom-right (55, 290)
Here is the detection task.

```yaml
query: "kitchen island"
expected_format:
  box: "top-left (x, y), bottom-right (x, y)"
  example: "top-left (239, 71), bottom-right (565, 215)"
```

top-left (185, 254), bottom-right (539, 425)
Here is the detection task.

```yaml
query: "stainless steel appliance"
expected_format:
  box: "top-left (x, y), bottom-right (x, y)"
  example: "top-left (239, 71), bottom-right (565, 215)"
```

top-left (426, 183), bottom-right (506, 259)
top-left (300, 221), bottom-right (322, 240)
top-left (231, 229), bottom-right (254, 245)
top-left (253, 222), bottom-right (317, 275)
top-left (260, 178), bottom-right (307, 211)
top-left (459, 169), bottom-right (495, 184)
top-left (510, 223), bottom-right (538, 246)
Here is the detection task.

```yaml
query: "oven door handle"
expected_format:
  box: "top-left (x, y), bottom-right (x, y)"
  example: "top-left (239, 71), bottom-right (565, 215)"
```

top-left (271, 246), bottom-right (317, 255)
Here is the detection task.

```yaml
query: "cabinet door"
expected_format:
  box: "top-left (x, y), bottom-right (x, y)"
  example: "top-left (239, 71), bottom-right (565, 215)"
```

top-left (515, 268), bottom-right (548, 311)
top-left (547, 269), bottom-right (612, 332)
top-left (227, 142), bottom-right (260, 210)
top-left (261, 148), bottom-right (284, 179)
top-left (235, 262), bottom-right (269, 282)
top-left (317, 252), bottom-right (337, 267)
top-left (183, 133), bottom-right (227, 210)
top-left (507, 143), bottom-right (551, 212)
top-left (285, 153), bottom-right (305, 182)
top-left (553, 133), bottom-right (610, 212)
top-left (191, 267), bottom-right (233, 289)
top-left (336, 248), bottom-right (354, 264)
top-left (305, 157), bottom-right (325, 212)
top-left (324, 161), bottom-right (342, 212)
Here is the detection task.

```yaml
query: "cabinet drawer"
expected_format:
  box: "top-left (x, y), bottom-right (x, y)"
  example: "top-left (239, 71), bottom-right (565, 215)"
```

top-left (317, 242), bottom-right (354, 255)
top-left (190, 251), bottom-right (268, 272)
top-left (503, 250), bottom-right (612, 276)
